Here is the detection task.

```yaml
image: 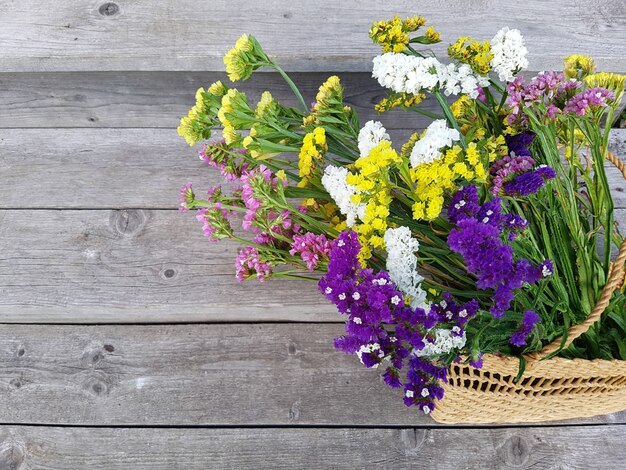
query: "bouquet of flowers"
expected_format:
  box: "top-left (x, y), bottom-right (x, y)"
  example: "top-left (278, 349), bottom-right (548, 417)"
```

top-left (178, 16), bottom-right (626, 417)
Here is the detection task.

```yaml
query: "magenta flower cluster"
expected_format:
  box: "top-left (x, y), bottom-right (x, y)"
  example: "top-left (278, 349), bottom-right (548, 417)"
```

top-left (235, 246), bottom-right (272, 282)
top-left (447, 186), bottom-right (552, 318)
top-left (506, 71), bottom-right (580, 125)
top-left (563, 87), bottom-right (615, 116)
top-left (289, 232), bottom-right (332, 270)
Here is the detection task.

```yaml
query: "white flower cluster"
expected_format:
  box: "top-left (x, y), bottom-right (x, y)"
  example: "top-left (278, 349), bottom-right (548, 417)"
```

top-left (409, 119), bottom-right (460, 168)
top-left (384, 226), bottom-right (428, 310)
top-left (490, 27), bottom-right (529, 82)
top-left (357, 342), bottom-right (385, 368)
top-left (321, 165), bottom-right (365, 227)
top-left (372, 53), bottom-right (445, 95)
top-left (414, 328), bottom-right (467, 357)
top-left (441, 63), bottom-right (489, 99)
top-left (372, 53), bottom-right (488, 99)
top-left (358, 120), bottom-right (390, 157)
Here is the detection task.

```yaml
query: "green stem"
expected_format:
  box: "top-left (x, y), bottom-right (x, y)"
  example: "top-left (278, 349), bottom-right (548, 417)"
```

top-left (434, 90), bottom-right (466, 149)
top-left (271, 64), bottom-right (308, 112)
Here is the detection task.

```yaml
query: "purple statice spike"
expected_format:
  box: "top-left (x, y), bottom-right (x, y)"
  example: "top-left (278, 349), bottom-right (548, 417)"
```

top-left (448, 186), bottom-right (480, 224)
top-left (504, 131), bottom-right (535, 157)
top-left (504, 164), bottom-right (556, 197)
top-left (510, 310), bottom-right (542, 347)
top-left (447, 187), bottom-right (552, 318)
top-left (320, 230), bottom-right (481, 413)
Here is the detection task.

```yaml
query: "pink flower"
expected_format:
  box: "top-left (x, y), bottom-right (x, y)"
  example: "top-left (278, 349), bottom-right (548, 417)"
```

top-left (289, 232), bottom-right (332, 270)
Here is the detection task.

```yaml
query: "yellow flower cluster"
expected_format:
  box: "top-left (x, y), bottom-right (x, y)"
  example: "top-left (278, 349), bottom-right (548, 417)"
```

top-left (177, 81), bottom-right (228, 146)
top-left (346, 141), bottom-right (401, 260)
top-left (298, 127), bottom-right (327, 187)
top-left (223, 34), bottom-right (269, 81)
top-left (304, 76), bottom-right (348, 128)
top-left (217, 88), bottom-right (249, 145)
top-left (585, 72), bottom-right (626, 103)
top-left (410, 143), bottom-right (487, 221)
top-left (301, 198), bottom-right (347, 231)
top-left (369, 15), bottom-right (426, 53)
top-left (563, 54), bottom-right (595, 80)
top-left (448, 36), bottom-right (493, 75)
top-left (375, 92), bottom-right (425, 113)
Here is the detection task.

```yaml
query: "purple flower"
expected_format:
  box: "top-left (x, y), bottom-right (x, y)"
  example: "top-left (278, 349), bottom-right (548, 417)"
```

top-left (447, 188), bottom-right (551, 318)
top-left (504, 131), bottom-right (535, 157)
top-left (320, 231), bottom-right (482, 413)
top-left (510, 310), bottom-right (541, 346)
top-left (504, 164), bottom-right (556, 197)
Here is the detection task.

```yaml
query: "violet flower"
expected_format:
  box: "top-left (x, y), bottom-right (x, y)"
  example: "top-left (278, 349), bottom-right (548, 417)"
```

top-left (510, 310), bottom-right (541, 346)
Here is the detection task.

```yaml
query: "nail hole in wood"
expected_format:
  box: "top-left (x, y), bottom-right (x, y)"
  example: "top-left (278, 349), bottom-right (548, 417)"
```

top-left (164, 269), bottom-right (176, 279)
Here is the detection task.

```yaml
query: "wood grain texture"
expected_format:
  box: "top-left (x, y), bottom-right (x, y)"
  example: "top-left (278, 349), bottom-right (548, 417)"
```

top-left (0, 71), bottom-right (438, 129)
top-left (1, 129), bottom-right (625, 209)
top-left (0, 323), bottom-right (624, 426)
top-left (1, 208), bottom-right (625, 324)
top-left (1, 425), bottom-right (626, 470)
top-left (1, 1), bottom-right (625, 72)
top-left (0, 210), bottom-right (337, 323)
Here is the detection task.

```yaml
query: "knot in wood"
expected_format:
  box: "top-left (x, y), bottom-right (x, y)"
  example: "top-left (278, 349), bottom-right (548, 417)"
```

top-left (99, 2), bottom-right (119, 17)
top-left (111, 209), bottom-right (147, 236)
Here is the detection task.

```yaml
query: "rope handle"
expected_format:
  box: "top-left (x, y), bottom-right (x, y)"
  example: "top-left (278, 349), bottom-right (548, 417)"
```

top-left (531, 151), bottom-right (626, 361)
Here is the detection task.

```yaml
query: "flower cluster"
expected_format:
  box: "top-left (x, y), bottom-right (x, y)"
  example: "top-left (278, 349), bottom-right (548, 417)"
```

top-left (179, 20), bottom-right (625, 415)
top-left (510, 310), bottom-right (542, 347)
top-left (384, 226), bottom-right (428, 309)
top-left (447, 186), bottom-right (552, 318)
top-left (298, 127), bottom-right (327, 186)
top-left (489, 27), bottom-right (529, 82)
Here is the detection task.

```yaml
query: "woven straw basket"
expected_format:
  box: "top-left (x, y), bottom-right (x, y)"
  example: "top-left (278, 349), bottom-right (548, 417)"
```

top-left (431, 152), bottom-right (626, 424)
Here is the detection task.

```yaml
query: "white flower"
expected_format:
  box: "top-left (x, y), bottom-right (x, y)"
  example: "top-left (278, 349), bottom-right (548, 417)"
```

top-left (357, 343), bottom-right (383, 368)
top-left (414, 329), bottom-right (467, 357)
top-left (423, 405), bottom-right (431, 414)
top-left (324, 287), bottom-right (332, 294)
top-left (372, 53), bottom-right (446, 95)
top-left (490, 27), bottom-right (529, 82)
top-left (409, 120), bottom-right (460, 168)
top-left (352, 292), bottom-right (361, 300)
top-left (384, 226), bottom-right (428, 310)
top-left (321, 165), bottom-right (366, 227)
top-left (421, 388), bottom-right (430, 398)
top-left (405, 390), bottom-right (415, 398)
top-left (441, 63), bottom-right (489, 99)
top-left (358, 120), bottom-right (390, 157)
top-left (353, 317), bottom-right (362, 325)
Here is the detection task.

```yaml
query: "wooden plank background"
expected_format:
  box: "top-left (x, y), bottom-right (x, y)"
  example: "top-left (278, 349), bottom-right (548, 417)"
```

top-left (1, 1), bottom-right (626, 468)
top-left (1, 1), bottom-right (625, 72)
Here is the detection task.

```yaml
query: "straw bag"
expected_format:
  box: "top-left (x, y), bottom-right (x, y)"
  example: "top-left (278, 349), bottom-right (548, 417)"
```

top-left (431, 152), bottom-right (626, 424)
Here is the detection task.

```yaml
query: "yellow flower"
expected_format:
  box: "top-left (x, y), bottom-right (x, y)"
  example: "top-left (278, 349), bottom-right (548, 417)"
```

top-left (425, 26), bottom-right (441, 43)
top-left (297, 127), bottom-right (327, 186)
top-left (369, 16), bottom-right (427, 53)
top-left (564, 54), bottom-right (595, 79)
top-left (223, 34), bottom-right (269, 81)
top-left (275, 170), bottom-right (287, 181)
top-left (448, 36), bottom-right (492, 75)
top-left (255, 91), bottom-right (276, 118)
top-left (208, 81), bottom-right (228, 97)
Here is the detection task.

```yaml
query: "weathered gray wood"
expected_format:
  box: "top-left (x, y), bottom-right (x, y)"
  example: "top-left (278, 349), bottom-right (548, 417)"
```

top-left (0, 72), bottom-right (437, 129)
top-left (0, 323), bottom-right (624, 426)
top-left (1, 208), bottom-right (625, 324)
top-left (2, 129), bottom-right (625, 209)
top-left (1, 1), bottom-right (625, 72)
top-left (0, 210), bottom-right (337, 323)
top-left (1, 424), bottom-right (625, 470)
